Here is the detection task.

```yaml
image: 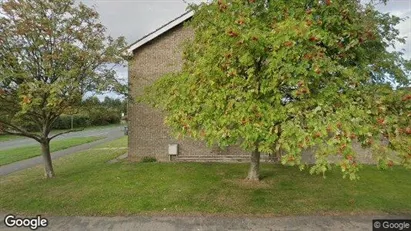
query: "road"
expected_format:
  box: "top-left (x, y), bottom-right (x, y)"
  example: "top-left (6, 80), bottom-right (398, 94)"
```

top-left (0, 126), bottom-right (125, 176)
top-left (0, 126), bottom-right (125, 151)
top-left (1, 214), bottom-right (409, 231)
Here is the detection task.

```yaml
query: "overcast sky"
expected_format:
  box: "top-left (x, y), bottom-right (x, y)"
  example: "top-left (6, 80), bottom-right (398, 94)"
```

top-left (81, 0), bottom-right (201, 99)
top-left (81, 0), bottom-right (410, 99)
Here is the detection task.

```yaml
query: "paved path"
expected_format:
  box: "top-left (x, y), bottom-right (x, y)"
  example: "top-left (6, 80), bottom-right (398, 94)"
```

top-left (0, 128), bottom-right (124, 176)
top-left (0, 214), bottom-right (409, 231)
top-left (0, 126), bottom-right (125, 151)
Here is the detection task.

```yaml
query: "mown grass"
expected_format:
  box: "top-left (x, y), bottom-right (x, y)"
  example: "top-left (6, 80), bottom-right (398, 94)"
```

top-left (0, 136), bottom-right (410, 216)
top-left (0, 136), bottom-right (103, 166)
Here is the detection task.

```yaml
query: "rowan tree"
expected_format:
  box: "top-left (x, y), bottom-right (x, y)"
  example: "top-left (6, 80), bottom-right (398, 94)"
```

top-left (141, 0), bottom-right (411, 180)
top-left (0, 0), bottom-right (127, 178)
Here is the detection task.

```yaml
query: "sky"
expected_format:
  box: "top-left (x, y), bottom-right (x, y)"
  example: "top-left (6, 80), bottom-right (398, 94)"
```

top-left (82, 0), bottom-right (410, 99)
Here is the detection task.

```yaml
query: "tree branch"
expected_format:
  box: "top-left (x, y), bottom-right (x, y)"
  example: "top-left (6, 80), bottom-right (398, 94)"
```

top-left (48, 128), bottom-right (84, 141)
top-left (0, 120), bottom-right (42, 142)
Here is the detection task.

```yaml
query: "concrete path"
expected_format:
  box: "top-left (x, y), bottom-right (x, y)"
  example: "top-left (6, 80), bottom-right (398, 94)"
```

top-left (0, 126), bottom-right (125, 151)
top-left (1, 214), bottom-right (409, 231)
top-left (0, 128), bottom-right (124, 176)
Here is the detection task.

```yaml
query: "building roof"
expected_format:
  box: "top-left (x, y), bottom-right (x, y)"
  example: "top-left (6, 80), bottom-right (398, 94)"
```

top-left (127, 10), bottom-right (194, 53)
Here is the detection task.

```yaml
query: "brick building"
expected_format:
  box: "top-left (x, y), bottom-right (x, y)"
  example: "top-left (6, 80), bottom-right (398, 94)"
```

top-left (127, 11), bottom-right (250, 162)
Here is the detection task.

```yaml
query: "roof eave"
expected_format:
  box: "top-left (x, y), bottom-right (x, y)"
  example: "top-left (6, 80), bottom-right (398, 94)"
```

top-left (126, 10), bottom-right (194, 54)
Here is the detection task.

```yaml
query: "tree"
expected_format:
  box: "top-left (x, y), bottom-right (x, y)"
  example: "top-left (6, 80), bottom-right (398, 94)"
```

top-left (102, 96), bottom-right (122, 109)
top-left (141, 0), bottom-right (411, 181)
top-left (0, 0), bottom-right (127, 178)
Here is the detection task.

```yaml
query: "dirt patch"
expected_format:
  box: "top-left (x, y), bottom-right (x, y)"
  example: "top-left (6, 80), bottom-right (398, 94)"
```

top-left (224, 178), bottom-right (273, 189)
top-left (107, 153), bottom-right (128, 164)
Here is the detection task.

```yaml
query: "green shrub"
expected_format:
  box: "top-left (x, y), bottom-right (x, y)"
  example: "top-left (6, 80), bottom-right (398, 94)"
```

top-left (88, 108), bottom-right (121, 126)
top-left (141, 156), bottom-right (157, 163)
top-left (52, 114), bottom-right (91, 129)
top-left (49, 107), bottom-right (121, 130)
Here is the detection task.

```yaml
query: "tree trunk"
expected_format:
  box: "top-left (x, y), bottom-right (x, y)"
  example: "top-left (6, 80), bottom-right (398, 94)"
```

top-left (246, 147), bottom-right (260, 181)
top-left (40, 140), bottom-right (55, 178)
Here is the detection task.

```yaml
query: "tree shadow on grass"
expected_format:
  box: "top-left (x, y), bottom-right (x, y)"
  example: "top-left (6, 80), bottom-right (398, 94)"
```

top-left (259, 170), bottom-right (276, 180)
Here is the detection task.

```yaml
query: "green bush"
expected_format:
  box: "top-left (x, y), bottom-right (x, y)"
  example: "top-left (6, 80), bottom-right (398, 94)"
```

top-left (52, 114), bottom-right (91, 129)
top-left (46, 104), bottom-right (122, 130)
top-left (88, 108), bottom-right (121, 126)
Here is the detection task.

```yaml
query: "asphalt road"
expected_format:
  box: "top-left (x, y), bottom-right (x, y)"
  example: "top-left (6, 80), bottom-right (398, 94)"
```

top-left (0, 126), bottom-right (125, 151)
top-left (1, 214), bottom-right (409, 231)
top-left (0, 132), bottom-right (125, 176)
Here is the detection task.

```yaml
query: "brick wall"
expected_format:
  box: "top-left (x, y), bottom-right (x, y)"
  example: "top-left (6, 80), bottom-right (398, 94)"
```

top-left (128, 23), bottom-right (249, 161)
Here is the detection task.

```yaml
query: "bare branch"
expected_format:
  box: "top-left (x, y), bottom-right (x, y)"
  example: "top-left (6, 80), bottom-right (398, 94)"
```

top-left (48, 128), bottom-right (84, 141)
top-left (0, 120), bottom-right (42, 142)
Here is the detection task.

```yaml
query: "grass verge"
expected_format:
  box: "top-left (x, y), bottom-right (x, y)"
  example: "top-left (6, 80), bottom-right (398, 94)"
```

top-left (0, 136), bottom-right (103, 166)
top-left (0, 136), bottom-right (410, 216)
top-left (0, 124), bottom-right (122, 143)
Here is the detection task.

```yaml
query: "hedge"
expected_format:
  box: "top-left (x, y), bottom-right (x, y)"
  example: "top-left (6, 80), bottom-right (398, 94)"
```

top-left (52, 110), bottom-right (121, 129)
top-left (52, 114), bottom-right (91, 129)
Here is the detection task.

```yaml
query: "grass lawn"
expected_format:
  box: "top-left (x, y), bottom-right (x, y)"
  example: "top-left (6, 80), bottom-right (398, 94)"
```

top-left (0, 136), bottom-right (103, 166)
top-left (0, 136), bottom-right (410, 216)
